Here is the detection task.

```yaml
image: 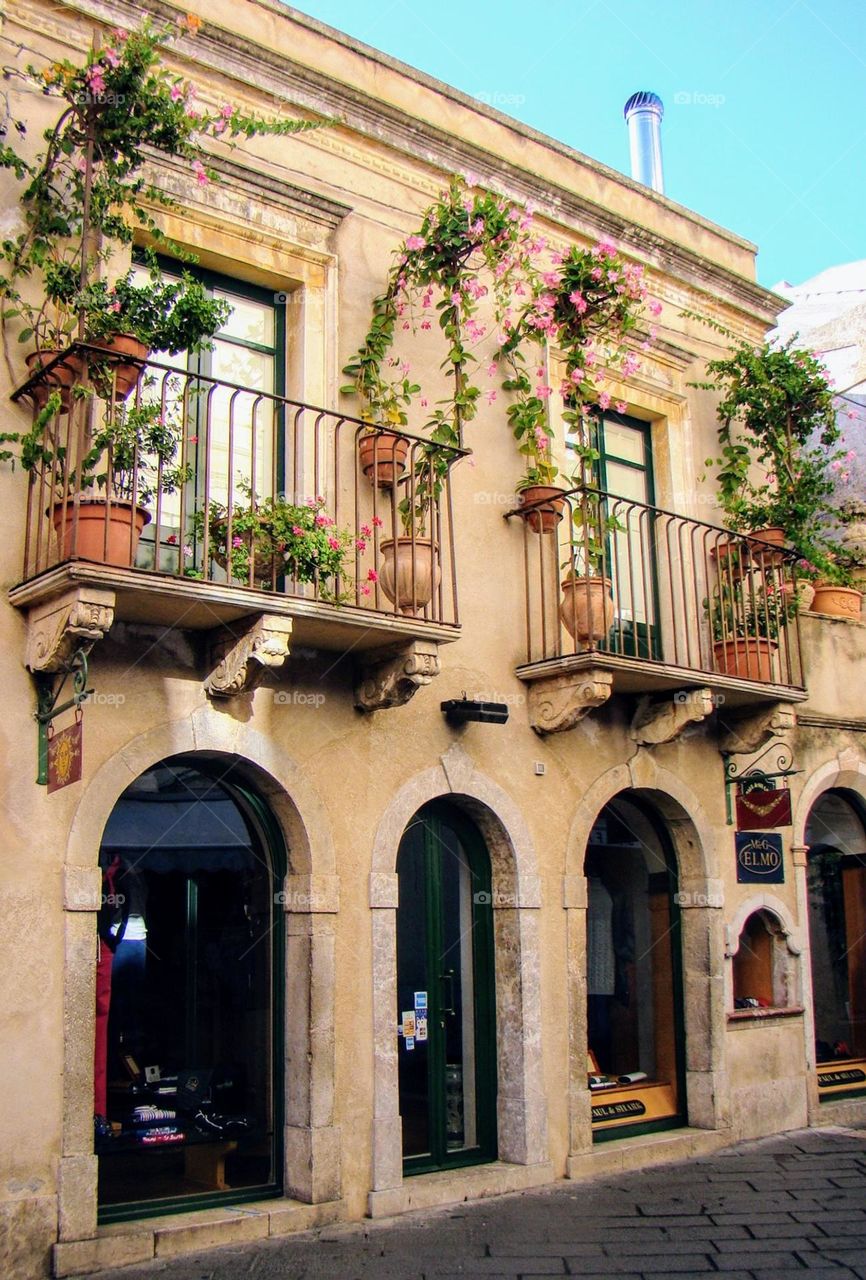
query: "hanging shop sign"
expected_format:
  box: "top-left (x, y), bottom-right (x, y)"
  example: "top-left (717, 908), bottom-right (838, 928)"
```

top-left (735, 832), bottom-right (784, 884)
top-left (47, 718), bottom-right (84, 793)
top-left (735, 787), bottom-right (793, 831)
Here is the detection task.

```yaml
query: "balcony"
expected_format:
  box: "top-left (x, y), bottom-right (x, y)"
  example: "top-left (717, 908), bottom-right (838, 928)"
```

top-left (507, 486), bottom-right (807, 736)
top-left (8, 346), bottom-right (464, 707)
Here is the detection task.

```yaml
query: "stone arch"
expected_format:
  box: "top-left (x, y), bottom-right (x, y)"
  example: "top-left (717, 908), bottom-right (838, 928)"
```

top-left (58, 715), bottom-right (339, 1247)
top-left (66, 711), bottom-right (336, 876)
top-left (561, 762), bottom-right (728, 1163)
top-left (793, 754), bottom-right (866, 847)
top-left (795, 759), bottom-right (866, 1115)
top-left (368, 745), bottom-right (548, 1203)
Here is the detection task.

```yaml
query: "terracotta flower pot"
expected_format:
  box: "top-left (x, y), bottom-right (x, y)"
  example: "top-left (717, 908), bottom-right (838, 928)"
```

top-left (746, 526), bottom-right (787, 568)
top-left (710, 537), bottom-right (747, 578)
top-left (379, 537), bottom-right (440, 615)
top-left (25, 350), bottom-right (85, 414)
top-left (713, 636), bottom-right (777, 682)
top-left (358, 432), bottom-right (410, 487)
top-left (517, 485), bottom-right (567, 534)
top-left (52, 498), bottom-right (151, 567)
top-left (560, 575), bottom-right (614, 645)
top-left (810, 583), bottom-right (863, 619)
top-left (89, 333), bottom-right (150, 399)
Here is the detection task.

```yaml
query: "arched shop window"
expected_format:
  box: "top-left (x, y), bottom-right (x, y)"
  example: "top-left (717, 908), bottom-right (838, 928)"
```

top-left (94, 758), bottom-right (286, 1220)
top-left (584, 795), bottom-right (685, 1139)
top-left (806, 790), bottom-right (866, 1072)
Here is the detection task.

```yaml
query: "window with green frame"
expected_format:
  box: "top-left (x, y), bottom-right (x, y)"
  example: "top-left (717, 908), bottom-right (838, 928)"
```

top-left (569, 412), bottom-right (660, 658)
top-left (132, 258), bottom-right (285, 567)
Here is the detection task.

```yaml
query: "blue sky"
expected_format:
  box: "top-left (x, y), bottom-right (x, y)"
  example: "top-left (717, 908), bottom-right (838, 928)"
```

top-left (289, 0), bottom-right (864, 289)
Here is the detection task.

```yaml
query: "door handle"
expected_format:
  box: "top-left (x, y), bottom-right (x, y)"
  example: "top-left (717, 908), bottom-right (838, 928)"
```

top-left (440, 969), bottom-right (455, 1016)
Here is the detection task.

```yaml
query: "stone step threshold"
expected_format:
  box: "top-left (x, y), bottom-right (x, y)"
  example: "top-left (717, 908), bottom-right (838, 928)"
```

top-left (54, 1131), bottom-right (737, 1276)
top-left (567, 1126), bottom-right (733, 1180)
top-left (53, 1197), bottom-right (344, 1278)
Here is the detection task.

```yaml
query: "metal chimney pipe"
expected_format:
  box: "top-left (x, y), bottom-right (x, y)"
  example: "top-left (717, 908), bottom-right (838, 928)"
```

top-left (623, 91), bottom-right (664, 194)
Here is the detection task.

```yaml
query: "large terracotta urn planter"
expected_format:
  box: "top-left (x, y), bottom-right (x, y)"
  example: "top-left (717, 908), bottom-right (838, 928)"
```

top-left (89, 333), bottom-right (150, 399)
top-left (25, 349), bottom-right (86, 415)
top-left (358, 432), bottom-right (410, 488)
top-left (713, 636), bottom-right (777, 682)
top-left (810, 583), bottom-right (863, 619)
top-left (560, 575), bottom-right (614, 645)
top-left (517, 485), bottom-right (567, 534)
top-left (379, 537), bottom-right (440, 615)
top-left (52, 498), bottom-right (151, 567)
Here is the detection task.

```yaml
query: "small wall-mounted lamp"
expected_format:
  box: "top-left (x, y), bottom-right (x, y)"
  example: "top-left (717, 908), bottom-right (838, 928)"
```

top-left (441, 697), bottom-right (509, 726)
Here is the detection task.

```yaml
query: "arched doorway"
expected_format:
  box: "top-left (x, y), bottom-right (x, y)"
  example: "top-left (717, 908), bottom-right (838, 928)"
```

top-left (805, 788), bottom-right (866, 1099)
top-left (584, 793), bottom-right (685, 1139)
top-left (396, 801), bottom-right (497, 1174)
top-left (94, 757), bottom-right (286, 1219)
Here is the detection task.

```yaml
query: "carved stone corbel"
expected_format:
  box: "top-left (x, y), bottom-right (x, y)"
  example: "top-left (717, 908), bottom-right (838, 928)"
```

top-left (204, 615), bottom-right (293, 698)
top-left (717, 703), bottom-right (796, 754)
top-left (527, 669), bottom-right (613, 735)
top-left (24, 585), bottom-right (116, 672)
top-left (354, 639), bottom-right (441, 712)
top-left (630, 688), bottom-right (714, 746)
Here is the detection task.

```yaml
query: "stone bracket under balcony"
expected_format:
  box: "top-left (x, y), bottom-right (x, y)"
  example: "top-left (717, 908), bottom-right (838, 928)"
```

top-left (9, 563), bottom-right (459, 705)
top-left (630, 688), bottom-right (715, 746)
top-left (22, 583), bottom-right (116, 673)
top-left (354, 639), bottom-right (442, 712)
top-left (525, 669), bottom-right (614, 735)
top-left (717, 704), bottom-right (797, 754)
top-left (204, 615), bottom-right (294, 699)
top-left (516, 652), bottom-right (809, 732)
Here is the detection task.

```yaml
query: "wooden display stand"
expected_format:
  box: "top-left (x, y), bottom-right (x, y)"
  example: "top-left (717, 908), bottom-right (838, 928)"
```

top-left (816, 1058), bottom-right (866, 1100)
top-left (183, 1139), bottom-right (239, 1189)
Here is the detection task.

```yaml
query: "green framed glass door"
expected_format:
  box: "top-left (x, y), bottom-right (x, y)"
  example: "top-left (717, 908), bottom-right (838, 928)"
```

top-left (595, 414), bottom-right (660, 659)
top-left (130, 259), bottom-right (285, 573)
top-left (396, 803), bottom-right (497, 1175)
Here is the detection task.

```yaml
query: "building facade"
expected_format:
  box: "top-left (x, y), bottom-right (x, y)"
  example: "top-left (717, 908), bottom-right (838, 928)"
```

top-left (0, 2), bottom-right (864, 1277)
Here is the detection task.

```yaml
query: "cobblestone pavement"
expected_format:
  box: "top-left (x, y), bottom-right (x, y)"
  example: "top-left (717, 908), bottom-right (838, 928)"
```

top-left (93, 1126), bottom-right (866, 1280)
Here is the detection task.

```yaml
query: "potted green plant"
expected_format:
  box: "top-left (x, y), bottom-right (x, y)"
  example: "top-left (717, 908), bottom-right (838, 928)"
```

top-left (1, 385), bottom-right (189, 565)
top-left (695, 332), bottom-right (846, 560)
top-left (706, 576), bottom-right (794, 680)
top-left (71, 269), bottom-right (232, 397)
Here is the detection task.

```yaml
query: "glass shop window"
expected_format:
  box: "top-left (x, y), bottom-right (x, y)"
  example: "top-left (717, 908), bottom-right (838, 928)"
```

top-left (94, 759), bottom-right (283, 1218)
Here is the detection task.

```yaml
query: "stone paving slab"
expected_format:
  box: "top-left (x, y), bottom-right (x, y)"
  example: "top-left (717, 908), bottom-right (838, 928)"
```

top-left (84, 1125), bottom-right (866, 1280)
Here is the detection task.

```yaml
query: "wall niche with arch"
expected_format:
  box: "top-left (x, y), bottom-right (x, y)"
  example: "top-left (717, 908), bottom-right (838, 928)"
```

top-left (725, 901), bottom-right (802, 1022)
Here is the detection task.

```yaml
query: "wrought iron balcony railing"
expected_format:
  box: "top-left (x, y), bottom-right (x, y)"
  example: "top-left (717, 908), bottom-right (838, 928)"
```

top-left (508, 485), bottom-right (805, 692)
top-left (11, 345), bottom-right (464, 630)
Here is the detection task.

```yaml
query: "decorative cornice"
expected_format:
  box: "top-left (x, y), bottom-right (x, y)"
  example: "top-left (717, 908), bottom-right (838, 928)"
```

top-left (54, 0), bottom-right (783, 325)
top-left (796, 713), bottom-right (866, 733)
top-left (149, 149), bottom-right (352, 234)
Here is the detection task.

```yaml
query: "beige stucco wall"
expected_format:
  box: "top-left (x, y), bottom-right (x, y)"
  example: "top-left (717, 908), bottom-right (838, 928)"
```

top-left (0, 1), bottom-right (864, 1276)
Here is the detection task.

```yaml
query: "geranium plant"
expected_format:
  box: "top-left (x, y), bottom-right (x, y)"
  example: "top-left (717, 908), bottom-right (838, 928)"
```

top-left (193, 488), bottom-right (379, 601)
